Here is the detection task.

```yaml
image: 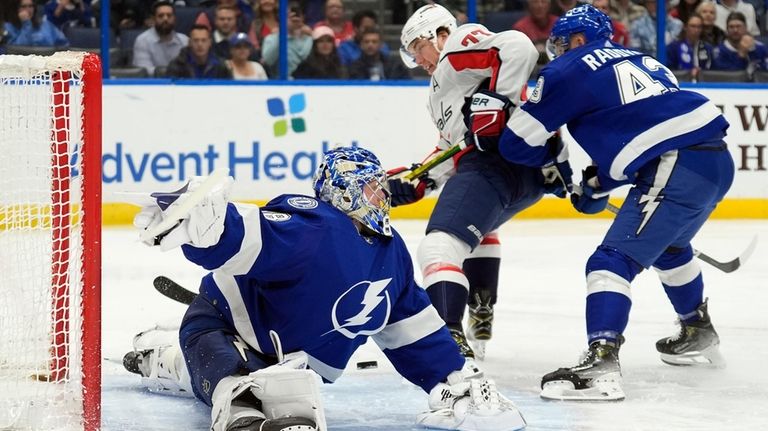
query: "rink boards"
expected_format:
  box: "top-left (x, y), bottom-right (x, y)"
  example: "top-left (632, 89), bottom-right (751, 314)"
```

top-left (100, 82), bottom-right (768, 223)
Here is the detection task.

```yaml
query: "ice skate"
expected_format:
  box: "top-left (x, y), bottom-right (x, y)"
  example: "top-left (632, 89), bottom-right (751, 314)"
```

top-left (540, 339), bottom-right (624, 401)
top-left (656, 300), bottom-right (725, 367)
top-left (467, 293), bottom-right (493, 360)
top-left (227, 415), bottom-right (316, 431)
top-left (122, 342), bottom-right (191, 395)
top-left (448, 325), bottom-right (475, 359)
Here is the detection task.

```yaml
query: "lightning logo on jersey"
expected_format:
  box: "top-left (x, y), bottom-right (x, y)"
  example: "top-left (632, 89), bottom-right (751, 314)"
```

top-left (328, 279), bottom-right (392, 338)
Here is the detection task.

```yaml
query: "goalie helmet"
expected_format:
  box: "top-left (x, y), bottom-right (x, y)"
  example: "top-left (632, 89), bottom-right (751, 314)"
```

top-left (546, 4), bottom-right (613, 60)
top-left (399, 4), bottom-right (457, 68)
top-left (312, 146), bottom-right (392, 237)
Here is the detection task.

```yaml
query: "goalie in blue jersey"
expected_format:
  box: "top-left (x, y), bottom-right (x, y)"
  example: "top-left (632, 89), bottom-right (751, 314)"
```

top-left (464, 5), bottom-right (734, 401)
top-left (124, 146), bottom-right (526, 431)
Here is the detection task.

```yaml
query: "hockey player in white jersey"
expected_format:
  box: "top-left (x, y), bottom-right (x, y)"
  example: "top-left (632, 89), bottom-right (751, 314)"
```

top-left (124, 146), bottom-right (527, 431)
top-left (388, 4), bottom-right (572, 359)
top-left (464, 5), bottom-right (734, 401)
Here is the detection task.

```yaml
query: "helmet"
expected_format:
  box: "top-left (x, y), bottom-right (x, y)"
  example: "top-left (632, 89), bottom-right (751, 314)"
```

top-left (546, 5), bottom-right (613, 60)
top-left (399, 4), bottom-right (457, 68)
top-left (312, 146), bottom-right (392, 237)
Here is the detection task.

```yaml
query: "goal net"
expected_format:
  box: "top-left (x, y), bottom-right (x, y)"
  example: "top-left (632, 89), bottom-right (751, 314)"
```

top-left (0, 52), bottom-right (101, 430)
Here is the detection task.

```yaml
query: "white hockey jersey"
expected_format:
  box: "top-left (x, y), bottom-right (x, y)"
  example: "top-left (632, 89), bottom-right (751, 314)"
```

top-left (428, 23), bottom-right (539, 149)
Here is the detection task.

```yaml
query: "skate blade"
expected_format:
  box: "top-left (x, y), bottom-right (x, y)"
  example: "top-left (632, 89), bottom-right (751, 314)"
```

top-left (468, 339), bottom-right (487, 361)
top-left (660, 344), bottom-right (726, 368)
top-left (540, 373), bottom-right (625, 402)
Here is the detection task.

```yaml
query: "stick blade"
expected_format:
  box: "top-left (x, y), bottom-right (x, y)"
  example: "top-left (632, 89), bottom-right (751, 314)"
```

top-left (153, 275), bottom-right (197, 305)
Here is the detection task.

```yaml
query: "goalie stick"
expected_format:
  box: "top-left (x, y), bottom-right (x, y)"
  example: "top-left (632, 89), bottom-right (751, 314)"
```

top-left (605, 202), bottom-right (757, 273)
top-left (154, 275), bottom-right (197, 305)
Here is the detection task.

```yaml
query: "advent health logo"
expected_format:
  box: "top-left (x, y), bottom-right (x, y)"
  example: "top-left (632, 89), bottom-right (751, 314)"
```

top-left (267, 93), bottom-right (307, 137)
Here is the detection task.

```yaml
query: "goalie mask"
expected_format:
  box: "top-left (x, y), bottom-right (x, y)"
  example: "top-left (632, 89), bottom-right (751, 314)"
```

top-left (312, 147), bottom-right (392, 237)
top-left (546, 4), bottom-right (613, 60)
top-left (399, 4), bottom-right (457, 68)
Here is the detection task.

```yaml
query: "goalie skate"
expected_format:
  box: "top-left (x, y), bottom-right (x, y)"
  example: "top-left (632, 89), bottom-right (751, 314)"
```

top-left (227, 415), bottom-right (316, 431)
top-left (540, 339), bottom-right (624, 401)
top-left (467, 293), bottom-right (493, 360)
top-left (656, 300), bottom-right (725, 367)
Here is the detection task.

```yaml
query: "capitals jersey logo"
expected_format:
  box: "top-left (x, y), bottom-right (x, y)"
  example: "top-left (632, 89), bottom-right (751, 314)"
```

top-left (327, 278), bottom-right (392, 339)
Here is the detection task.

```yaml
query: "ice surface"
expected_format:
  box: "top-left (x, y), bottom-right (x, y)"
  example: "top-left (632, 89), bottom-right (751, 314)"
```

top-left (102, 219), bottom-right (768, 430)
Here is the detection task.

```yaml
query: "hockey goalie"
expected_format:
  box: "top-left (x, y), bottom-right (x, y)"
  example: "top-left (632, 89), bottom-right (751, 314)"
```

top-left (123, 146), bottom-right (526, 431)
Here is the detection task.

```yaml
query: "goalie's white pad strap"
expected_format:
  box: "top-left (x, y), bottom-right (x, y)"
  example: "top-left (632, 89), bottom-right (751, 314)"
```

top-left (210, 375), bottom-right (262, 431)
top-left (250, 366), bottom-right (327, 431)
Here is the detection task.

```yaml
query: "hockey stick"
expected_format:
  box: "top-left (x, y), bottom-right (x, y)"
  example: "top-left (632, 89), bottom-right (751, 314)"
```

top-left (154, 275), bottom-right (197, 305)
top-left (605, 202), bottom-right (757, 273)
top-left (139, 168), bottom-right (230, 243)
top-left (403, 139), bottom-right (469, 181)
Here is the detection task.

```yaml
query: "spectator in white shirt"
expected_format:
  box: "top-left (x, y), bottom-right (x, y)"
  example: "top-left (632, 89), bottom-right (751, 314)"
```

top-left (133, 0), bottom-right (188, 75)
top-left (226, 32), bottom-right (268, 80)
top-left (715, 0), bottom-right (759, 35)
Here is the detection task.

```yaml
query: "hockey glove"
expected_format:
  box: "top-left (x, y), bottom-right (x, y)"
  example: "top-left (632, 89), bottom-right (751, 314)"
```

top-left (386, 166), bottom-right (435, 207)
top-left (541, 159), bottom-right (573, 198)
top-left (463, 90), bottom-right (513, 153)
top-left (417, 361), bottom-right (526, 431)
top-left (134, 174), bottom-right (233, 251)
top-left (570, 165), bottom-right (610, 214)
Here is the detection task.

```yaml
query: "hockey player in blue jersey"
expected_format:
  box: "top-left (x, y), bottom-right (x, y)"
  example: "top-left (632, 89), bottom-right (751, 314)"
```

top-left (124, 146), bottom-right (527, 431)
top-left (464, 5), bottom-right (734, 401)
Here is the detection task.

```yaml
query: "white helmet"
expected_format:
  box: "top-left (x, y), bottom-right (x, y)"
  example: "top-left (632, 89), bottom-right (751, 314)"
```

top-left (399, 4), bottom-right (457, 68)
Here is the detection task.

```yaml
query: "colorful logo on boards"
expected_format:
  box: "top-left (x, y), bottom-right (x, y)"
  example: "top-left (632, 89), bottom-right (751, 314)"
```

top-left (266, 93), bottom-right (307, 137)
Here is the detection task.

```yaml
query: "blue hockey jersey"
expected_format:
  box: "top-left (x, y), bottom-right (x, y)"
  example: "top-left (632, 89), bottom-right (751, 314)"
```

top-left (179, 194), bottom-right (464, 392)
top-left (499, 39), bottom-right (729, 190)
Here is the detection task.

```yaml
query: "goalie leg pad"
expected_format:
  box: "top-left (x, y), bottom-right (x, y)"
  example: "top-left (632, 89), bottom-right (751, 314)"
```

top-left (249, 359), bottom-right (327, 431)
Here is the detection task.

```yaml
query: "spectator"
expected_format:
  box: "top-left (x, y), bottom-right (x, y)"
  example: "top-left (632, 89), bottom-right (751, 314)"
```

top-left (4, 0), bottom-right (68, 47)
top-left (195, 0), bottom-right (252, 35)
top-left (338, 9), bottom-right (388, 66)
top-left (630, 0), bottom-right (683, 57)
top-left (593, 0), bottom-right (629, 46)
top-left (133, 0), bottom-right (189, 76)
top-left (513, 0), bottom-right (558, 54)
top-left (293, 25), bottom-right (345, 79)
top-left (261, 2), bottom-right (312, 77)
top-left (166, 24), bottom-right (231, 79)
top-left (670, 0), bottom-right (703, 25)
top-left (102, 0), bottom-right (154, 30)
top-left (715, 0), bottom-right (759, 36)
top-left (44, 0), bottom-right (95, 30)
top-left (313, 0), bottom-right (354, 45)
top-left (713, 11), bottom-right (767, 72)
top-left (697, 0), bottom-right (726, 46)
top-left (550, 0), bottom-right (588, 17)
top-left (211, 5), bottom-right (239, 59)
top-left (667, 13), bottom-right (713, 80)
top-left (348, 28), bottom-right (409, 80)
top-left (608, 0), bottom-right (647, 28)
top-left (226, 32), bottom-right (268, 80)
top-left (250, 0), bottom-right (278, 47)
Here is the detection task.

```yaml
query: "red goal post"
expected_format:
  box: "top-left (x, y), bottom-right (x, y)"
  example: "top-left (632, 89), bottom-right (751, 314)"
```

top-left (0, 52), bottom-right (101, 430)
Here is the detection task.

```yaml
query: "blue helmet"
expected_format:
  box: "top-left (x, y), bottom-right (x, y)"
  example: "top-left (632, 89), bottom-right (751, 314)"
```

top-left (547, 5), bottom-right (613, 59)
top-left (312, 146), bottom-right (392, 237)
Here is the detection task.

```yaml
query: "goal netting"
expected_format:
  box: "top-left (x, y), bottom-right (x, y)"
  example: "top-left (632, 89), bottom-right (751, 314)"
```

top-left (0, 52), bottom-right (101, 431)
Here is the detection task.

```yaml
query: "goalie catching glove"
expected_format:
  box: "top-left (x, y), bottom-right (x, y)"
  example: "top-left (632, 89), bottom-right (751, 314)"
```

top-left (463, 90), bottom-right (514, 153)
top-left (417, 361), bottom-right (526, 431)
top-left (134, 173), bottom-right (234, 251)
